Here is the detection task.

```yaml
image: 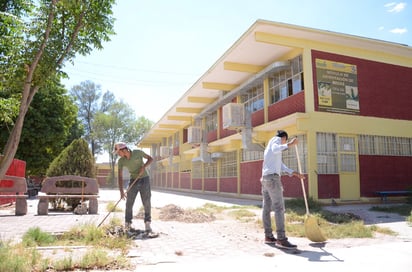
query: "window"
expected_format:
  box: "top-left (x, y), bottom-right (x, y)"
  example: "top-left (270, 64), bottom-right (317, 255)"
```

top-left (283, 134), bottom-right (307, 173)
top-left (316, 132), bottom-right (338, 174)
top-left (220, 151), bottom-right (237, 177)
top-left (269, 55), bottom-right (304, 104)
top-left (359, 135), bottom-right (412, 156)
top-left (205, 111), bottom-right (218, 133)
top-left (240, 82), bottom-right (264, 113)
top-left (339, 136), bottom-right (356, 172)
top-left (204, 162), bottom-right (217, 178)
top-left (192, 161), bottom-right (202, 178)
top-left (242, 150), bottom-right (264, 162)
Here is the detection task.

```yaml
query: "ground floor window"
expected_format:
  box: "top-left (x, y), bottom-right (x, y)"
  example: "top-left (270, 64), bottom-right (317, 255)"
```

top-left (241, 150), bottom-right (264, 162)
top-left (192, 161), bottom-right (202, 178)
top-left (317, 132), bottom-right (338, 174)
top-left (220, 151), bottom-right (237, 177)
top-left (204, 162), bottom-right (217, 178)
top-left (283, 134), bottom-right (308, 173)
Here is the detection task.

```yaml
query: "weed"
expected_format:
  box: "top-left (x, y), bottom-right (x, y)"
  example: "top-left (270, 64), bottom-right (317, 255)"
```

top-left (106, 201), bottom-right (123, 212)
top-left (22, 227), bottom-right (55, 247)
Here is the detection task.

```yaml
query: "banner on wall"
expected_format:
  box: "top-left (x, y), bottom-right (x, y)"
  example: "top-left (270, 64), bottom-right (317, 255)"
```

top-left (316, 59), bottom-right (359, 114)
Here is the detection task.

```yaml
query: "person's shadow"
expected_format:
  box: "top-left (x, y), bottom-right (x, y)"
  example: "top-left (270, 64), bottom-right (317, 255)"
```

top-left (266, 242), bottom-right (344, 262)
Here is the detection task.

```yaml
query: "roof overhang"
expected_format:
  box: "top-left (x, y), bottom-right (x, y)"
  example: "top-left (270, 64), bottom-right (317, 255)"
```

top-left (139, 20), bottom-right (411, 147)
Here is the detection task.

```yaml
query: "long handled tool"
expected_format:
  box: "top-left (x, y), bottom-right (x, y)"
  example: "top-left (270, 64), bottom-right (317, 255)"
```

top-left (295, 145), bottom-right (327, 242)
top-left (97, 173), bottom-right (142, 227)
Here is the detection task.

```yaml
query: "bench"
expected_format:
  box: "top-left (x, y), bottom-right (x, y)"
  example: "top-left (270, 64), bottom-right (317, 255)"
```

top-left (0, 175), bottom-right (28, 215)
top-left (37, 175), bottom-right (99, 215)
top-left (375, 190), bottom-right (412, 203)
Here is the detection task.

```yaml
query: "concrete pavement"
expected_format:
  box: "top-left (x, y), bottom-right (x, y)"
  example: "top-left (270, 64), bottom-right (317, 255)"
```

top-left (0, 188), bottom-right (411, 272)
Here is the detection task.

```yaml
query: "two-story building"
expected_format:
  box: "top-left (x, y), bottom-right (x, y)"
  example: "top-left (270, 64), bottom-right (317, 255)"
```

top-left (138, 20), bottom-right (412, 203)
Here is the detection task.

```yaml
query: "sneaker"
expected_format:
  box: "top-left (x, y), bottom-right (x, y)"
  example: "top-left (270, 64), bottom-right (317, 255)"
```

top-left (264, 236), bottom-right (277, 244)
top-left (145, 221), bottom-right (152, 233)
top-left (276, 238), bottom-right (297, 248)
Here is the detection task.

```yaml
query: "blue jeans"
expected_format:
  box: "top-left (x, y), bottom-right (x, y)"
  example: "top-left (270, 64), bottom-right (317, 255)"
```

top-left (125, 176), bottom-right (151, 224)
top-left (261, 174), bottom-right (286, 240)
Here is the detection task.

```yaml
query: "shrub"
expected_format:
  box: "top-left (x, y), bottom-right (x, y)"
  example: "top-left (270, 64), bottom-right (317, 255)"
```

top-left (46, 138), bottom-right (95, 177)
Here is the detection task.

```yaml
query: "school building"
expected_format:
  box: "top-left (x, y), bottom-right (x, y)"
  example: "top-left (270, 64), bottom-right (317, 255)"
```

top-left (138, 20), bottom-right (412, 203)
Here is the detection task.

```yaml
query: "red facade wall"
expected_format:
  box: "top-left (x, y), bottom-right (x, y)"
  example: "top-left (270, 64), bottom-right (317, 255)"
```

top-left (240, 160), bottom-right (262, 195)
top-left (312, 50), bottom-right (412, 121)
top-left (192, 178), bottom-right (202, 190)
top-left (161, 173), bottom-right (167, 187)
top-left (282, 175), bottom-right (308, 198)
top-left (204, 178), bottom-right (217, 192)
top-left (180, 172), bottom-right (191, 189)
top-left (317, 174), bottom-right (340, 199)
top-left (251, 109), bottom-right (265, 127)
top-left (172, 172), bottom-right (179, 188)
top-left (359, 155), bottom-right (412, 197)
top-left (207, 130), bottom-right (218, 142)
top-left (166, 173), bottom-right (173, 187)
top-left (268, 91), bottom-right (305, 121)
top-left (219, 177), bottom-right (237, 193)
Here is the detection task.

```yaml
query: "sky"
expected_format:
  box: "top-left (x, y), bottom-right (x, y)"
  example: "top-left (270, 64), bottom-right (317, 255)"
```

top-left (60, 0), bottom-right (411, 161)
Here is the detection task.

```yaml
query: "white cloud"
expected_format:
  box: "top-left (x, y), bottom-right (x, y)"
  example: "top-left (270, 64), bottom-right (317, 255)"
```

top-left (390, 27), bottom-right (408, 34)
top-left (384, 2), bottom-right (407, 12)
top-left (378, 26), bottom-right (385, 31)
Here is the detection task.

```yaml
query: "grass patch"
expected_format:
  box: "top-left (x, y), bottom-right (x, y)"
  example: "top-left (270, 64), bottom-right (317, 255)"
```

top-left (106, 201), bottom-right (123, 212)
top-left (227, 208), bottom-right (257, 222)
top-left (1, 222), bottom-right (133, 271)
top-left (22, 227), bottom-right (55, 247)
top-left (281, 198), bottom-right (400, 239)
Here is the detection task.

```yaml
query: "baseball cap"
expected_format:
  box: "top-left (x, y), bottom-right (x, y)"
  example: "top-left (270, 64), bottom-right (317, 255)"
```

top-left (112, 142), bottom-right (127, 154)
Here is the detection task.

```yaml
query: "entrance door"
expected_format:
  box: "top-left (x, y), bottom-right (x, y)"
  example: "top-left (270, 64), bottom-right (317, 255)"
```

top-left (338, 135), bottom-right (360, 200)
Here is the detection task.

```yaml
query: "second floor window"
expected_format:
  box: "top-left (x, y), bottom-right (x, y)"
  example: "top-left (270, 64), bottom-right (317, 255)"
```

top-left (205, 111), bottom-right (218, 133)
top-left (240, 82), bottom-right (264, 113)
top-left (269, 55), bottom-right (304, 104)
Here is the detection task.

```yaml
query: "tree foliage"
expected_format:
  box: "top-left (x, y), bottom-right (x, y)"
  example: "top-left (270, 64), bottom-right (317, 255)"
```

top-left (0, 81), bottom-right (82, 176)
top-left (0, 0), bottom-right (115, 179)
top-left (69, 81), bottom-right (117, 157)
top-left (46, 138), bottom-right (95, 177)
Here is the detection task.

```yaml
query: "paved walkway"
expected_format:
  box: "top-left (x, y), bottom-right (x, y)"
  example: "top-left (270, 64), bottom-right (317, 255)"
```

top-left (1, 189), bottom-right (411, 272)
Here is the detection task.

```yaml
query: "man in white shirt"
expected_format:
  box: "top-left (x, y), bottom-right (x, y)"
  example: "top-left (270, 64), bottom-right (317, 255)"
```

top-left (261, 130), bottom-right (305, 248)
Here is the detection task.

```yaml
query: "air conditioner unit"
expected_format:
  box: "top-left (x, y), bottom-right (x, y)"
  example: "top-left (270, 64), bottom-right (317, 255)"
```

top-left (159, 146), bottom-right (170, 157)
top-left (187, 126), bottom-right (202, 144)
top-left (222, 103), bottom-right (245, 130)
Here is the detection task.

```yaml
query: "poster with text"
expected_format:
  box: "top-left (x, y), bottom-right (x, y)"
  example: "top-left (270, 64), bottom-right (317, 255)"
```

top-left (316, 59), bottom-right (359, 114)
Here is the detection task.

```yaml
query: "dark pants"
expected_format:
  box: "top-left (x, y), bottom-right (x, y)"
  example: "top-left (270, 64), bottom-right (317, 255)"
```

top-left (125, 176), bottom-right (151, 224)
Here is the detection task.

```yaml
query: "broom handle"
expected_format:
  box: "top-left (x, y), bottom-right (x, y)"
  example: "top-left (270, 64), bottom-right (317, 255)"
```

top-left (294, 145), bottom-right (310, 215)
top-left (97, 172), bottom-right (143, 227)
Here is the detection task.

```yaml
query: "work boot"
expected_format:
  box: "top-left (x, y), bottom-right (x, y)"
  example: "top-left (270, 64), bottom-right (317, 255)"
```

top-left (124, 222), bottom-right (132, 232)
top-left (145, 221), bottom-right (152, 233)
top-left (276, 238), bottom-right (297, 248)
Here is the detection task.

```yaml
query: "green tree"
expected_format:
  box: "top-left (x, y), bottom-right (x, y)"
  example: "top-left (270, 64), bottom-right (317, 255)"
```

top-left (46, 138), bottom-right (95, 177)
top-left (93, 101), bottom-right (140, 185)
top-left (0, 0), bottom-right (115, 180)
top-left (135, 116), bottom-right (154, 143)
top-left (0, 81), bottom-right (82, 177)
top-left (70, 80), bottom-right (108, 157)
